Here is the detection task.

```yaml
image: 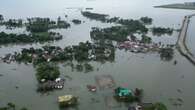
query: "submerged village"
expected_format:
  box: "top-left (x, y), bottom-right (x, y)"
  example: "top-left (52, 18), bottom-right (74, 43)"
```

top-left (0, 1), bottom-right (195, 110)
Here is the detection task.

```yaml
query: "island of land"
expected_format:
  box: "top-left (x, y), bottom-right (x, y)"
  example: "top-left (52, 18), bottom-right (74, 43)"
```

top-left (155, 2), bottom-right (195, 10)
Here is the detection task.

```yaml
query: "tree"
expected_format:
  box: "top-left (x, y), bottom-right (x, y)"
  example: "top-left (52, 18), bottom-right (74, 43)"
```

top-left (36, 63), bottom-right (60, 82)
top-left (159, 47), bottom-right (174, 61)
top-left (141, 34), bottom-right (152, 44)
top-left (140, 16), bottom-right (153, 24)
top-left (154, 103), bottom-right (167, 110)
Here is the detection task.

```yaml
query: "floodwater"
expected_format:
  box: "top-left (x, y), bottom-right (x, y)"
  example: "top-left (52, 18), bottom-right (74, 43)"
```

top-left (0, 0), bottom-right (195, 110)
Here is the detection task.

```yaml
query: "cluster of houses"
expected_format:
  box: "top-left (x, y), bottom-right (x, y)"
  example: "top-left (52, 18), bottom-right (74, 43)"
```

top-left (37, 78), bottom-right (65, 92)
top-left (1, 53), bottom-right (15, 64)
top-left (118, 40), bottom-right (160, 53)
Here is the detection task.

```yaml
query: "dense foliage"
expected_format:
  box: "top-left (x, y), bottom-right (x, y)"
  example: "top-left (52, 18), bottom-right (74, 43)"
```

top-left (84, 11), bottom-right (148, 42)
top-left (81, 11), bottom-right (109, 22)
top-left (140, 16), bottom-right (153, 24)
top-left (0, 16), bottom-right (23, 28)
top-left (4, 19), bottom-right (23, 27)
top-left (8, 41), bottom-right (115, 65)
top-left (0, 32), bottom-right (62, 44)
top-left (72, 19), bottom-right (82, 24)
top-left (90, 21), bottom-right (148, 42)
top-left (159, 47), bottom-right (174, 61)
top-left (0, 102), bottom-right (28, 110)
top-left (81, 11), bottom-right (148, 33)
top-left (36, 62), bottom-right (60, 82)
top-left (26, 17), bottom-right (70, 32)
top-left (152, 27), bottom-right (173, 35)
top-left (141, 34), bottom-right (152, 44)
top-left (90, 26), bottom-right (129, 41)
top-left (144, 102), bottom-right (168, 110)
top-left (57, 16), bottom-right (71, 28)
top-left (27, 18), bottom-right (51, 32)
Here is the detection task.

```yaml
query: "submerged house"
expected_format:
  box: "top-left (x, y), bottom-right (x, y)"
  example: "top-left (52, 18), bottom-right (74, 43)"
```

top-left (37, 78), bottom-right (65, 92)
top-left (114, 87), bottom-right (143, 102)
top-left (115, 87), bottom-right (133, 97)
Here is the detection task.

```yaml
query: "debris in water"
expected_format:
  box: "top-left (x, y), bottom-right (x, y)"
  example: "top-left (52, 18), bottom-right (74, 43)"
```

top-left (87, 85), bottom-right (97, 92)
top-left (177, 89), bottom-right (182, 93)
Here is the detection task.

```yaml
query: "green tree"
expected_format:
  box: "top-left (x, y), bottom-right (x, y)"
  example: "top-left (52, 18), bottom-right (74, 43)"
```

top-left (36, 63), bottom-right (60, 82)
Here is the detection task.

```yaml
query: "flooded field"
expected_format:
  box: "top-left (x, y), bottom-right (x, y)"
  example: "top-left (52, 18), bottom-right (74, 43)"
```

top-left (0, 0), bottom-right (195, 110)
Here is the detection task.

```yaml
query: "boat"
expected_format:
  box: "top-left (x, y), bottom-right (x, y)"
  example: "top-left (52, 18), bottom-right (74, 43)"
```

top-left (58, 95), bottom-right (78, 107)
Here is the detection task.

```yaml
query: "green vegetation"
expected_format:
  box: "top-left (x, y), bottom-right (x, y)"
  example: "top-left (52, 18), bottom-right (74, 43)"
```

top-left (152, 27), bottom-right (173, 35)
top-left (90, 21), bottom-right (148, 42)
top-left (84, 11), bottom-right (148, 42)
top-left (0, 31), bottom-right (62, 44)
top-left (26, 17), bottom-right (70, 33)
top-left (0, 17), bottom-right (23, 28)
top-left (81, 11), bottom-right (109, 22)
top-left (27, 18), bottom-right (51, 32)
top-left (90, 26), bottom-right (128, 41)
top-left (57, 16), bottom-right (71, 28)
top-left (140, 16), bottom-right (153, 24)
top-left (8, 41), bottom-right (115, 64)
top-left (81, 11), bottom-right (120, 23)
top-left (141, 34), bottom-right (152, 44)
top-left (0, 102), bottom-right (28, 110)
top-left (83, 11), bottom-right (174, 43)
top-left (4, 19), bottom-right (23, 28)
top-left (159, 47), bottom-right (174, 61)
top-left (1, 42), bottom-right (115, 89)
top-left (117, 19), bottom-right (148, 33)
top-left (144, 102), bottom-right (167, 110)
top-left (36, 62), bottom-right (60, 82)
top-left (84, 63), bottom-right (94, 73)
top-left (76, 64), bottom-right (84, 72)
top-left (72, 19), bottom-right (82, 24)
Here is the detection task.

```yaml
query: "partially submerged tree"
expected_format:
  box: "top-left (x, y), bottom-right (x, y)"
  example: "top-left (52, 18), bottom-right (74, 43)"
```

top-left (159, 47), bottom-right (174, 61)
top-left (36, 63), bottom-right (60, 82)
top-left (141, 34), bottom-right (152, 44)
top-left (140, 16), bottom-right (153, 24)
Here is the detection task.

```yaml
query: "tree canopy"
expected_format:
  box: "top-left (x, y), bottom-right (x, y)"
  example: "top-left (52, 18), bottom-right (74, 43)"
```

top-left (36, 63), bottom-right (60, 82)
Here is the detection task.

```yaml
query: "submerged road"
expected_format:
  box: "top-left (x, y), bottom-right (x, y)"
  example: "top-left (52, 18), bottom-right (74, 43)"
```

top-left (177, 14), bottom-right (195, 65)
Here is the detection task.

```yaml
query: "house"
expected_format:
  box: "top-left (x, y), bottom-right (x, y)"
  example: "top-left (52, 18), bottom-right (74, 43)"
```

top-left (115, 87), bottom-right (133, 97)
